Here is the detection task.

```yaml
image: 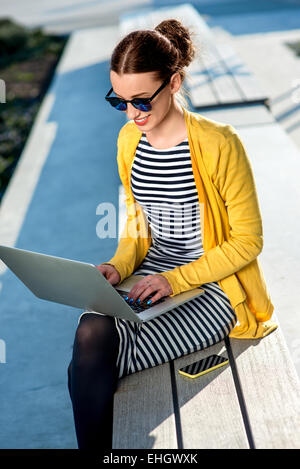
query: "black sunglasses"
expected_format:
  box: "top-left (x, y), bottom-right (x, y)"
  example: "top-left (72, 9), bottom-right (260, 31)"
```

top-left (105, 76), bottom-right (171, 112)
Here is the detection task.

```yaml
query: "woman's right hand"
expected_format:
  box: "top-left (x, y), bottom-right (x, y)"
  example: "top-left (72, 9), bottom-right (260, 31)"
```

top-left (95, 263), bottom-right (121, 286)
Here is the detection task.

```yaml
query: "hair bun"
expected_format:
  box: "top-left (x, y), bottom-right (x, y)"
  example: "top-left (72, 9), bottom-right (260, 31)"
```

top-left (154, 19), bottom-right (196, 68)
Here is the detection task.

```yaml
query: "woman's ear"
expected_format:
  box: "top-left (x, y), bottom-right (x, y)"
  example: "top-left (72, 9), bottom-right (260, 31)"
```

top-left (170, 72), bottom-right (182, 95)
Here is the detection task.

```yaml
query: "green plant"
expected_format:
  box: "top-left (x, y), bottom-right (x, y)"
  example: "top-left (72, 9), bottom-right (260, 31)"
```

top-left (0, 18), bottom-right (68, 200)
top-left (0, 18), bottom-right (29, 56)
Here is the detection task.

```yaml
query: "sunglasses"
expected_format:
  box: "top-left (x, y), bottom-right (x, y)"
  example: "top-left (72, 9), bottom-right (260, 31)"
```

top-left (105, 76), bottom-right (171, 111)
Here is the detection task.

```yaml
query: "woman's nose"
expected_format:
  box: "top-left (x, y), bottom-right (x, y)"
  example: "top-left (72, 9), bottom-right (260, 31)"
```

top-left (126, 102), bottom-right (140, 120)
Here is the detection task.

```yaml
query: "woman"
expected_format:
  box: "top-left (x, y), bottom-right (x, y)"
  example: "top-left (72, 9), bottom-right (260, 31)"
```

top-left (67, 19), bottom-right (276, 450)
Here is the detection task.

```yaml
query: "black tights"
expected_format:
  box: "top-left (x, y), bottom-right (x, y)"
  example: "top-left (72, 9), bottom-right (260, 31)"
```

top-left (67, 313), bottom-right (120, 450)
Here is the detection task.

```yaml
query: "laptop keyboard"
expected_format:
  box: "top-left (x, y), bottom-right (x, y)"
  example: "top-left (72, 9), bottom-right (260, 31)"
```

top-left (117, 290), bottom-right (166, 313)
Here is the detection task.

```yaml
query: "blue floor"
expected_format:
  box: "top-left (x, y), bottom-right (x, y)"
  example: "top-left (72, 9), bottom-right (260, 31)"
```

top-left (153, 0), bottom-right (300, 34)
top-left (0, 58), bottom-right (125, 448)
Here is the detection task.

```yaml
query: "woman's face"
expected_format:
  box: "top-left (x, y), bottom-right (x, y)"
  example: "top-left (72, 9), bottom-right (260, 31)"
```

top-left (109, 70), bottom-right (181, 131)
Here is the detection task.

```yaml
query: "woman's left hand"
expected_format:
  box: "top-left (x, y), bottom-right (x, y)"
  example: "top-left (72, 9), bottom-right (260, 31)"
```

top-left (127, 274), bottom-right (173, 306)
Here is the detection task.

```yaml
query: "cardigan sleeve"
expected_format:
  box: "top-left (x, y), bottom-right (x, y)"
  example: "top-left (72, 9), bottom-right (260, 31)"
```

top-left (100, 194), bottom-right (140, 284)
top-left (101, 130), bottom-right (151, 283)
top-left (157, 131), bottom-right (264, 296)
top-left (99, 132), bottom-right (138, 282)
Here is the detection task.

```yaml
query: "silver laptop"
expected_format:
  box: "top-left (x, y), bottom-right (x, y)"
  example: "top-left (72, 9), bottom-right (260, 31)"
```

top-left (0, 244), bottom-right (205, 323)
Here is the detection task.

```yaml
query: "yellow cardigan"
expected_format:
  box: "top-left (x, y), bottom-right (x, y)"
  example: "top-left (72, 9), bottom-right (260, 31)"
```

top-left (104, 106), bottom-right (277, 339)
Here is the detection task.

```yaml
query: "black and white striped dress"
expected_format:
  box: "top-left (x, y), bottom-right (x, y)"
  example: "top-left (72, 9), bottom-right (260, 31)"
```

top-left (113, 133), bottom-right (236, 379)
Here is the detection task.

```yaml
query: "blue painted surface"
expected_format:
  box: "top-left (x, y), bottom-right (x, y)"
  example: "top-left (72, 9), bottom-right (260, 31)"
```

top-left (0, 59), bottom-right (125, 448)
top-left (153, 0), bottom-right (300, 34)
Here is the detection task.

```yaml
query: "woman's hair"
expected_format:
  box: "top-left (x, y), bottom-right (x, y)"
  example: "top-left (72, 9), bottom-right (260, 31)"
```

top-left (110, 19), bottom-right (197, 109)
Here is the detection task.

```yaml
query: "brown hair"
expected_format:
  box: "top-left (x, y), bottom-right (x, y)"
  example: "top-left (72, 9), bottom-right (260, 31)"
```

top-left (110, 19), bottom-right (197, 108)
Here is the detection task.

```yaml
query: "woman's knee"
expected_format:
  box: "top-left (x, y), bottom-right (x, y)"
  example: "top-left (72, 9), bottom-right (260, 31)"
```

top-left (73, 313), bottom-right (119, 361)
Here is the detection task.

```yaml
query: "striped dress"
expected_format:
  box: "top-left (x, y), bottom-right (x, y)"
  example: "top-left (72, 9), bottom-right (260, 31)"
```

top-left (113, 133), bottom-right (237, 379)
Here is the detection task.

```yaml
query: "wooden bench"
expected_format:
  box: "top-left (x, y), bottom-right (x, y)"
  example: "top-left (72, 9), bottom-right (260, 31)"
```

top-left (111, 4), bottom-right (300, 449)
top-left (113, 154), bottom-right (300, 450)
top-left (119, 3), bottom-right (269, 110)
top-left (112, 315), bottom-right (300, 449)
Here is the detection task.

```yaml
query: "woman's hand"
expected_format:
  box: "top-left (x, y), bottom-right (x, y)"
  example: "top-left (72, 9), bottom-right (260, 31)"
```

top-left (96, 264), bottom-right (121, 285)
top-left (127, 274), bottom-right (173, 306)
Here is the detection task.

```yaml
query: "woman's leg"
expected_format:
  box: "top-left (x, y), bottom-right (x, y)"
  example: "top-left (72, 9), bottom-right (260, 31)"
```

top-left (67, 313), bottom-right (120, 450)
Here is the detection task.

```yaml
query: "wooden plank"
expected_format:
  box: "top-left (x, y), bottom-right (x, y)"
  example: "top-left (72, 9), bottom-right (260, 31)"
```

top-left (229, 317), bottom-right (300, 449)
top-left (216, 42), bottom-right (265, 101)
top-left (113, 361), bottom-right (177, 449)
top-left (176, 6), bottom-right (266, 106)
top-left (177, 7), bottom-right (268, 105)
top-left (199, 53), bottom-right (242, 105)
top-left (186, 59), bottom-right (219, 108)
top-left (147, 4), bottom-right (242, 105)
top-left (174, 341), bottom-right (249, 449)
top-left (213, 28), bottom-right (268, 103)
top-left (186, 47), bottom-right (241, 107)
top-left (198, 104), bottom-right (274, 128)
top-left (183, 13), bottom-right (242, 105)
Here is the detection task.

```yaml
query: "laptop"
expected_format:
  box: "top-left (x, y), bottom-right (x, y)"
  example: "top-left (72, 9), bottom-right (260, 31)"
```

top-left (0, 244), bottom-right (205, 323)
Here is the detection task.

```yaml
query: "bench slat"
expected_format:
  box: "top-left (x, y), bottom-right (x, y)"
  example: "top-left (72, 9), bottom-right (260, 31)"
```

top-left (216, 43), bottom-right (265, 101)
top-left (198, 104), bottom-right (274, 128)
top-left (113, 361), bottom-right (177, 449)
top-left (186, 60), bottom-right (219, 108)
top-left (182, 12), bottom-right (243, 105)
top-left (173, 341), bottom-right (249, 448)
top-left (179, 6), bottom-right (267, 107)
top-left (197, 49), bottom-right (242, 104)
top-left (229, 320), bottom-right (300, 449)
top-left (178, 7), bottom-right (267, 106)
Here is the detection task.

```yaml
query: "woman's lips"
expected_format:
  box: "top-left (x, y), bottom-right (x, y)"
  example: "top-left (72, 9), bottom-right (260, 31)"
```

top-left (134, 115), bottom-right (150, 126)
